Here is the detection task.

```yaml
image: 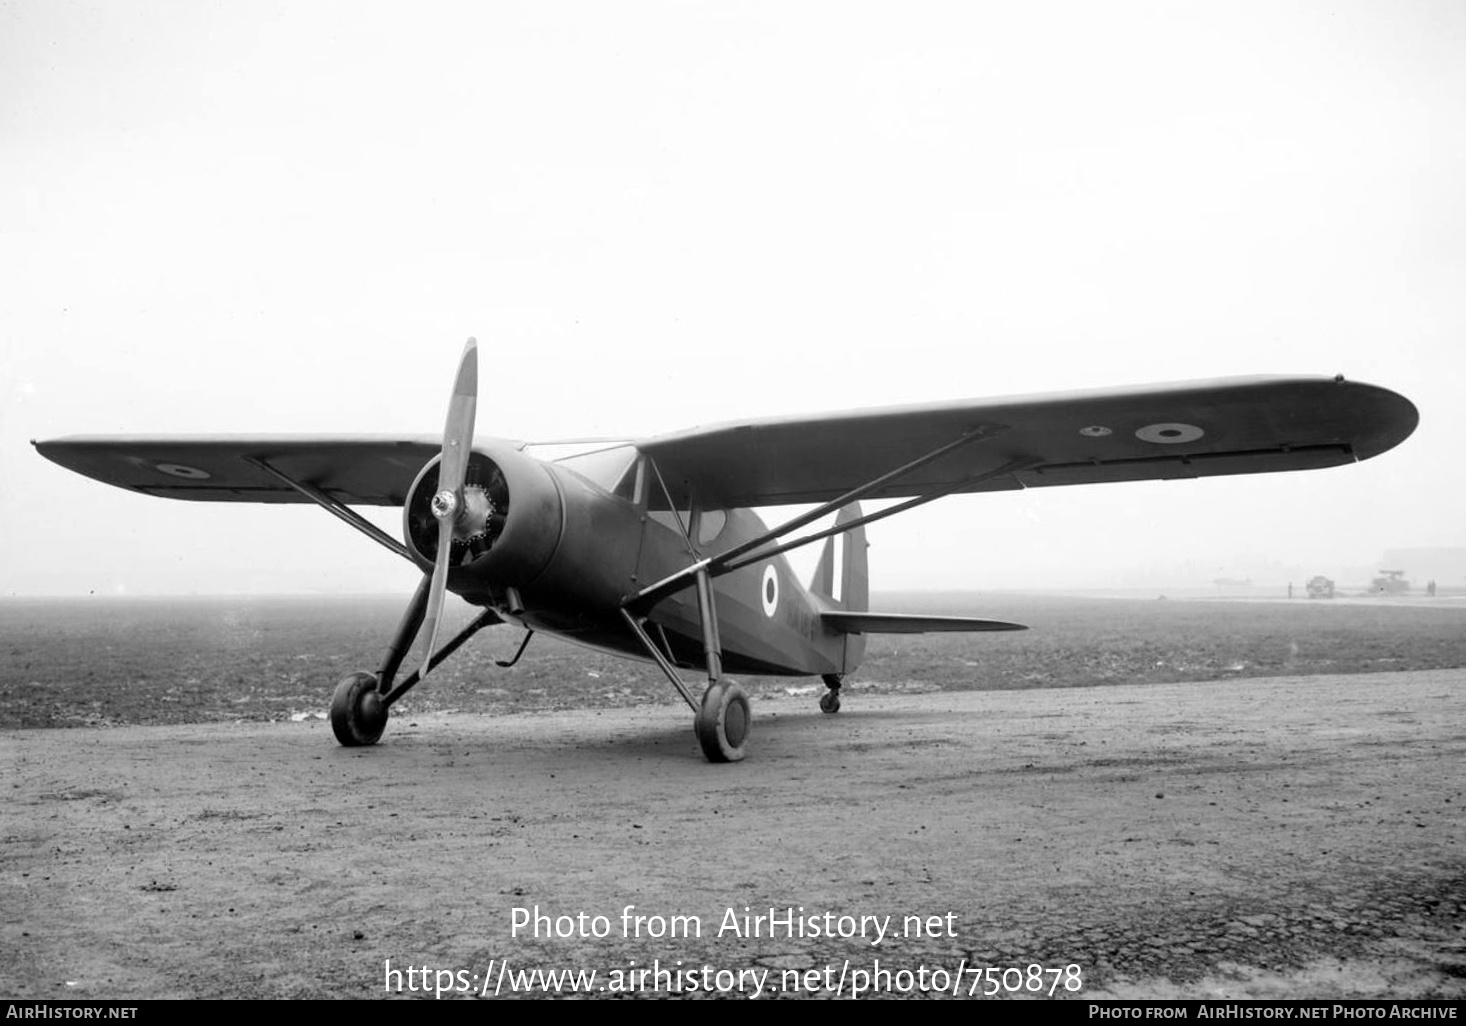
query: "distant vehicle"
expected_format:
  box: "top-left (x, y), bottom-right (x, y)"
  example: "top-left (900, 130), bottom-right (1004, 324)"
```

top-left (1371, 570), bottom-right (1411, 595)
top-left (1306, 575), bottom-right (1335, 599)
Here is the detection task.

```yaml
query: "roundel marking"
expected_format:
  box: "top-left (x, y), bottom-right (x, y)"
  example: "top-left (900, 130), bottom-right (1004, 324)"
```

top-left (1079, 425), bottom-right (1112, 437)
top-left (1135, 422), bottom-right (1204, 445)
top-left (761, 564), bottom-right (779, 617)
top-left (153, 462), bottom-right (212, 480)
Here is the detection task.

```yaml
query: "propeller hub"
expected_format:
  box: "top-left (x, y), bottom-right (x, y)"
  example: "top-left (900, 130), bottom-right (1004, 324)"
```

top-left (430, 489), bottom-right (458, 520)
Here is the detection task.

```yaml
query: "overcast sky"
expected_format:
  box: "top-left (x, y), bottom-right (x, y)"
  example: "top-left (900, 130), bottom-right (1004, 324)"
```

top-left (3, 1), bottom-right (1463, 596)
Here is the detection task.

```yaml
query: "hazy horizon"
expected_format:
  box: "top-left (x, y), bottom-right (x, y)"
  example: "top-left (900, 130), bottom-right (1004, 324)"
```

top-left (4, 2), bottom-right (1462, 597)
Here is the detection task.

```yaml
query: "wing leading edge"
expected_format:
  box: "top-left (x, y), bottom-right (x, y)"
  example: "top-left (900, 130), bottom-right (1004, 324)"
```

top-left (636, 376), bottom-right (1417, 508)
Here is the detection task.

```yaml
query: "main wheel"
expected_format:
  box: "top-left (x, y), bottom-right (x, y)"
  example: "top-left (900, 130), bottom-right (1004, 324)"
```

top-left (330, 671), bottom-right (388, 747)
top-left (694, 681), bottom-right (751, 763)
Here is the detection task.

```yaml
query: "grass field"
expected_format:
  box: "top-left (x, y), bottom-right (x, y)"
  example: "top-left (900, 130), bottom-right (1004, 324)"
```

top-left (4, 592), bottom-right (1465, 729)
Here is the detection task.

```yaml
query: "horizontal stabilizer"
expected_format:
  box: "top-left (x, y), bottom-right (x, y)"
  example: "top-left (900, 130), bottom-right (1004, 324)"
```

top-left (821, 612), bottom-right (1027, 635)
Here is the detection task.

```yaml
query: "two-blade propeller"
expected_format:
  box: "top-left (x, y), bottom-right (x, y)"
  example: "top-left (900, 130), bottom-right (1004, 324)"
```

top-left (417, 338), bottom-right (479, 683)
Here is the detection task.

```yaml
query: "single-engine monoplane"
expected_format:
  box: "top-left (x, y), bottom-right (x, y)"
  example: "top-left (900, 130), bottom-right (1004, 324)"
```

top-left (35, 343), bottom-right (1417, 761)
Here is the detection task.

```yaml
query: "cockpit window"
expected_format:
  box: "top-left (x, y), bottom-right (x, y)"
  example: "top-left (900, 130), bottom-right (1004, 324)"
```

top-left (552, 444), bottom-right (638, 493)
top-left (648, 509), bottom-right (692, 535)
top-left (696, 509), bottom-right (727, 545)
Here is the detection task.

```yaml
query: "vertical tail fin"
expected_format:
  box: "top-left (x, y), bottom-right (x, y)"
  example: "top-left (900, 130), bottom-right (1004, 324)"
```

top-left (810, 503), bottom-right (869, 672)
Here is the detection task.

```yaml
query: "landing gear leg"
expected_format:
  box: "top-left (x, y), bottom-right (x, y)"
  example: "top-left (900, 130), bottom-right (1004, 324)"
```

top-left (691, 567), bottom-right (750, 762)
top-left (329, 573), bottom-right (498, 747)
top-left (619, 567), bottom-right (753, 763)
top-left (330, 573), bottom-right (431, 746)
top-left (819, 672), bottom-right (843, 714)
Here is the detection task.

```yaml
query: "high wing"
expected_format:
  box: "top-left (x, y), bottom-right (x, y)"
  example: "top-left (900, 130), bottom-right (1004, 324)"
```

top-left (636, 376), bottom-right (1417, 508)
top-left (34, 377), bottom-right (1416, 512)
top-left (31, 435), bottom-right (442, 504)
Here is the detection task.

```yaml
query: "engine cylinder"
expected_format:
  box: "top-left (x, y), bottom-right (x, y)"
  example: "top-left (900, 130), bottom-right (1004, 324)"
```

top-left (402, 442), bottom-right (563, 592)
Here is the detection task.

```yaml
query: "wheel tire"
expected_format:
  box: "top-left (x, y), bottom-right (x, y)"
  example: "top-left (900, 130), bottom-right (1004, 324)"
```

top-left (330, 672), bottom-right (387, 747)
top-left (819, 690), bottom-right (841, 715)
top-left (694, 681), bottom-right (751, 763)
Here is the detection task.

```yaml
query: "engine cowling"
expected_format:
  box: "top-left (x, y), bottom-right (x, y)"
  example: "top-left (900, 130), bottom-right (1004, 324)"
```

top-left (402, 442), bottom-right (563, 596)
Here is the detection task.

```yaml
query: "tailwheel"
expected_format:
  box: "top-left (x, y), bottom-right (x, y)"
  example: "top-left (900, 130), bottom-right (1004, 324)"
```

top-left (694, 681), bottom-right (751, 763)
top-left (330, 671), bottom-right (388, 747)
top-left (819, 672), bottom-right (843, 715)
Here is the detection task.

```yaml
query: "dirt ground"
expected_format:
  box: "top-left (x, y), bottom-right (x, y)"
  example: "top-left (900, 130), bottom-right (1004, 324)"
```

top-left (4, 668), bottom-right (1464, 1000)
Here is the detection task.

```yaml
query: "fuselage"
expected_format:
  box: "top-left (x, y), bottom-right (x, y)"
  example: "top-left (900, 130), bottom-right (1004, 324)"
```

top-left (407, 441), bottom-right (853, 678)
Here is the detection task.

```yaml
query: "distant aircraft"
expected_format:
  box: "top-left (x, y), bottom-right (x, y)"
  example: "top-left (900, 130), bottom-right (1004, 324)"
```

top-left (34, 343), bottom-right (1417, 761)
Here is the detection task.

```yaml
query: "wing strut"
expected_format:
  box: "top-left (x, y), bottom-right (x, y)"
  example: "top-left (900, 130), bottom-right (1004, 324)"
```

top-left (649, 458), bottom-right (697, 558)
top-left (719, 454), bottom-right (1041, 574)
top-left (242, 456), bottom-right (412, 562)
top-left (625, 424), bottom-right (1027, 610)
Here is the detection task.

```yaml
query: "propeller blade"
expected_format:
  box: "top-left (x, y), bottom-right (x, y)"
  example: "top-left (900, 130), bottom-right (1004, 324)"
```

top-left (417, 516), bottom-right (455, 682)
top-left (439, 339), bottom-right (479, 497)
top-left (417, 339), bottom-right (479, 683)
